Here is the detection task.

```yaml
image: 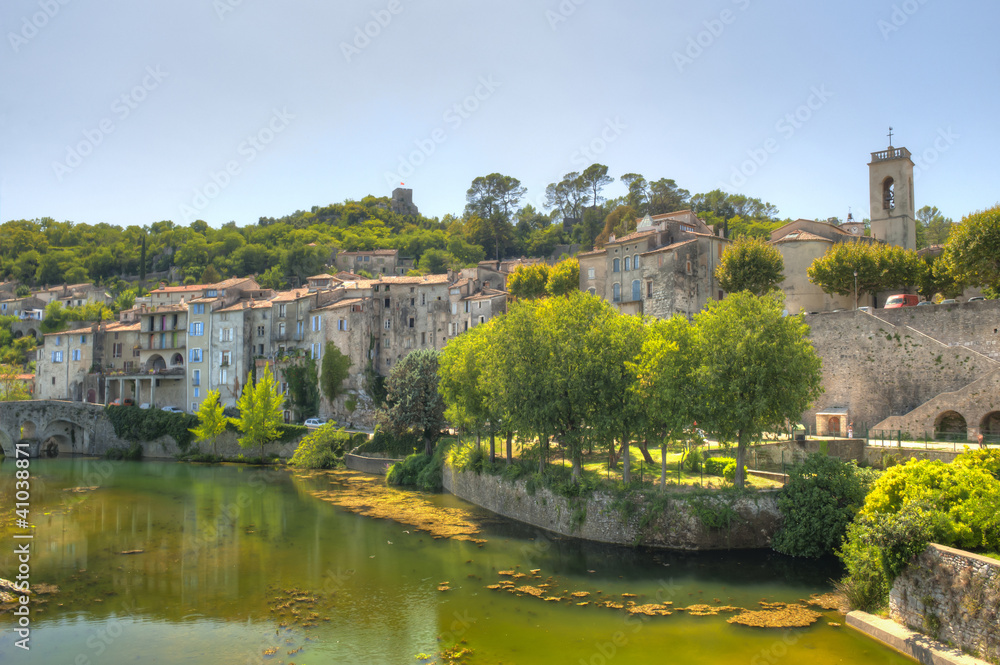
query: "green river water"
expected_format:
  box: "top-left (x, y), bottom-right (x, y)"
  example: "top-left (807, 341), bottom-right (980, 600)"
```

top-left (0, 458), bottom-right (914, 664)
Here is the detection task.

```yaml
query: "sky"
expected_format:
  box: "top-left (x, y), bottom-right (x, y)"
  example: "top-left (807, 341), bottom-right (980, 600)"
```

top-left (2, 0), bottom-right (998, 231)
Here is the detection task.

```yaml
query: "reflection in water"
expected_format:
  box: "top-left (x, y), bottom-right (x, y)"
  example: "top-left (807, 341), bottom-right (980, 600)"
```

top-left (0, 459), bottom-right (912, 664)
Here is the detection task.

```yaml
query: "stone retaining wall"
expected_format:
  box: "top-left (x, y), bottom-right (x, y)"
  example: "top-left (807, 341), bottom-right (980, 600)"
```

top-left (441, 465), bottom-right (781, 550)
top-left (344, 453), bottom-right (401, 475)
top-left (890, 544), bottom-right (1000, 664)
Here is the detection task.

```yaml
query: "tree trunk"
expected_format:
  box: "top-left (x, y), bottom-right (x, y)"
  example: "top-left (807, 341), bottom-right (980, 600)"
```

top-left (735, 429), bottom-right (749, 488)
top-left (539, 434), bottom-right (548, 474)
top-left (505, 432), bottom-right (513, 465)
top-left (424, 432), bottom-right (432, 457)
top-left (572, 448), bottom-right (582, 482)
top-left (489, 428), bottom-right (496, 463)
top-left (476, 430), bottom-right (481, 452)
top-left (622, 435), bottom-right (631, 484)
top-left (660, 443), bottom-right (666, 490)
top-left (638, 438), bottom-right (654, 464)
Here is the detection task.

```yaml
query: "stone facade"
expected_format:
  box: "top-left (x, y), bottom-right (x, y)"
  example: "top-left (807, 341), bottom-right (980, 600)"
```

top-left (890, 544), bottom-right (999, 664)
top-left (802, 304), bottom-right (1000, 438)
top-left (442, 464), bottom-right (781, 550)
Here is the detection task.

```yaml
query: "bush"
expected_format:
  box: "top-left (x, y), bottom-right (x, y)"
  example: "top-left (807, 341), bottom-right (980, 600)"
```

top-left (771, 454), bottom-right (874, 558)
top-left (288, 424), bottom-right (356, 469)
top-left (723, 461), bottom-right (746, 483)
top-left (704, 456), bottom-right (735, 476)
top-left (682, 447), bottom-right (703, 472)
top-left (106, 406), bottom-right (198, 452)
top-left (355, 429), bottom-right (422, 458)
top-left (448, 442), bottom-right (487, 474)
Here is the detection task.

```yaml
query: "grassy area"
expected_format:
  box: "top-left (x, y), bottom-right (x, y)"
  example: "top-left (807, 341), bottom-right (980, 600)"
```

top-left (448, 436), bottom-right (783, 491)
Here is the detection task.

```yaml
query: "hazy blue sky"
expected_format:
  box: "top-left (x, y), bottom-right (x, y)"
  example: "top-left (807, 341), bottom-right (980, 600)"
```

top-left (2, 0), bottom-right (997, 230)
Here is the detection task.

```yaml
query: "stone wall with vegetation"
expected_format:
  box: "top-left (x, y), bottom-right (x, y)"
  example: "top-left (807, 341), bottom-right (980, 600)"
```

top-left (890, 544), bottom-right (1000, 664)
top-left (442, 464), bottom-right (781, 550)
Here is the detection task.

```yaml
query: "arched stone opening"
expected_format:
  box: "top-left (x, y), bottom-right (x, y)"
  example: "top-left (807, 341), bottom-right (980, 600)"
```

top-left (934, 411), bottom-right (967, 438)
top-left (19, 420), bottom-right (37, 440)
top-left (882, 176), bottom-right (895, 211)
top-left (42, 419), bottom-right (84, 455)
top-left (980, 411), bottom-right (1000, 443)
top-left (145, 355), bottom-right (167, 372)
top-left (0, 428), bottom-right (13, 458)
top-left (171, 353), bottom-right (184, 367)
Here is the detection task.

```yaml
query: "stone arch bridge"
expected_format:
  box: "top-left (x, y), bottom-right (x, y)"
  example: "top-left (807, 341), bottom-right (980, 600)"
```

top-left (0, 400), bottom-right (119, 458)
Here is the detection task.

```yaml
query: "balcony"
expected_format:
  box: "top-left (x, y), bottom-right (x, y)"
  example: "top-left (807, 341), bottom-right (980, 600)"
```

top-left (870, 147), bottom-right (910, 162)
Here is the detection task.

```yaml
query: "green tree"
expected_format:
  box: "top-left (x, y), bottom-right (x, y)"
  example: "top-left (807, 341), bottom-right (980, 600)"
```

top-left (546, 258), bottom-right (580, 296)
top-left (807, 241), bottom-right (924, 308)
top-left (190, 390), bottom-right (229, 456)
top-left (915, 205), bottom-right (952, 248)
top-left (595, 205), bottom-right (638, 248)
top-left (39, 301), bottom-right (69, 334)
top-left (0, 364), bottom-right (31, 401)
top-left (579, 164), bottom-right (614, 208)
top-left (506, 263), bottom-right (551, 300)
top-left (200, 264), bottom-right (221, 284)
top-left (438, 325), bottom-right (491, 455)
top-left (694, 292), bottom-right (823, 488)
top-left (465, 174), bottom-right (525, 260)
top-left (941, 205), bottom-right (1000, 293)
top-left (236, 365), bottom-right (285, 458)
top-left (382, 349), bottom-right (446, 456)
top-left (715, 236), bottom-right (785, 296)
top-left (772, 454), bottom-right (874, 558)
top-left (416, 248), bottom-right (452, 274)
top-left (320, 342), bottom-right (352, 403)
top-left (544, 172), bottom-right (590, 221)
top-left (284, 358), bottom-right (319, 421)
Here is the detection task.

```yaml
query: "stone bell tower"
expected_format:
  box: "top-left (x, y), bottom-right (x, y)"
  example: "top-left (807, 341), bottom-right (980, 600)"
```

top-left (868, 129), bottom-right (916, 250)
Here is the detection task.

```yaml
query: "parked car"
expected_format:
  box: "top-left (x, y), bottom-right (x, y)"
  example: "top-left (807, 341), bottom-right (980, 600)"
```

top-left (939, 299), bottom-right (958, 305)
top-left (916, 301), bottom-right (934, 306)
top-left (139, 403), bottom-right (152, 410)
top-left (304, 418), bottom-right (327, 428)
top-left (884, 294), bottom-right (919, 308)
top-left (161, 406), bottom-right (184, 414)
top-left (858, 306), bottom-right (871, 313)
top-left (968, 296), bottom-right (986, 302)
top-left (110, 398), bottom-right (135, 407)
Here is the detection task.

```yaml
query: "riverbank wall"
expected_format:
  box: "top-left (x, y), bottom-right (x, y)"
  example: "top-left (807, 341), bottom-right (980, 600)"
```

top-left (890, 544), bottom-right (1000, 664)
top-left (441, 464), bottom-right (781, 550)
top-left (705, 439), bottom-right (964, 469)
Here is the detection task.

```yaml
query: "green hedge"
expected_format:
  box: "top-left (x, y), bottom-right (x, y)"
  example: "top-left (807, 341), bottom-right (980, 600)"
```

top-left (106, 406), bottom-right (198, 452)
top-left (354, 430), bottom-right (421, 458)
top-left (704, 456), bottom-right (736, 476)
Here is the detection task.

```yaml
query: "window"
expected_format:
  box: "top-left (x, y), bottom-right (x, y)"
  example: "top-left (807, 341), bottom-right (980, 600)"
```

top-left (612, 283), bottom-right (621, 302)
top-left (632, 280), bottom-right (641, 301)
top-left (192, 402), bottom-right (198, 412)
top-left (408, 317), bottom-right (415, 328)
top-left (478, 316), bottom-right (485, 325)
top-left (296, 321), bottom-right (304, 337)
top-left (193, 304), bottom-right (205, 315)
top-left (258, 344), bottom-right (264, 355)
top-left (113, 343), bottom-right (123, 358)
top-left (311, 315), bottom-right (321, 332)
top-left (220, 368), bottom-right (228, 385)
top-left (624, 256), bottom-right (631, 271)
top-left (420, 293), bottom-right (426, 306)
top-left (257, 326), bottom-right (265, 336)
top-left (384, 319), bottom-right (391, 330)
top-left (588, 267), bottom-right (595, 279)
top-left (338, 318), bottom-right (347, 331)
top-left (55, 336), bottom-right (62, 346)
top-left (51, 350), bottom-right (64, 362)
top-left (464, 301), bottom-right (469, 313)
top-left (646, 281), bottom-right (653, 298)
top-left (220, 328), bottom-right (233, 342)
top-left (189, 348), bottom-right (202, 363)
top-left (451, 303), bottom-right (457, 315)
top-left (633, 255), bottom-right (640, 270)
top-left (220, 351), bottom-right (232, 366)
top-left (193, 370), bottom-right (200, 386)
top-left (421, 332), bottom-right (426, 345)
top-left (613, 258), bottom-right (620, 272)
top-left (72, 349), bottom-right (81, 361)
top-left (80, 335), bottom-right (87, 344)
top-left (588, 288), bottom-right (596, 296)
top-left (193, 387), bottom-right (200, 399)
top-left (278, 322), bottom-right (286, 337)
top-left (685, 259), bottom-right (692, 275)
top-left (189, 322), bottom-right (204, 336)
top-left (384, 298), bottom-right (390, 307)
top-left (278, 304), bottom-right (287, 318)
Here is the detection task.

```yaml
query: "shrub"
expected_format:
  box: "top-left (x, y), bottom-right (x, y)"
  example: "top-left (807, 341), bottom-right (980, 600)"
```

top-left (355, 429), bottom-right (421, 457)
top-left (288, 423), bottom-right (355, 469)
top-left (723, 461), bottom-right (746, 483)
top-left (771, 454), bottom-right (873, 558)
top-left (448, 442), bottom-right (487, 474)
top-left (705, 456), bottom-right (735, 476)
top-left (387, 452), bottom-right (442, 491)
top-left (106, 406), bottom-right (198, 452)
top-left (682, 447), bottom-right (703, 472)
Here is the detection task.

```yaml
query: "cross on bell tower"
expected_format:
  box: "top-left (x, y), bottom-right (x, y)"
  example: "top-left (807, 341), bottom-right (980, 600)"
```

top-left (887, 126), bottom-right (893, 147)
